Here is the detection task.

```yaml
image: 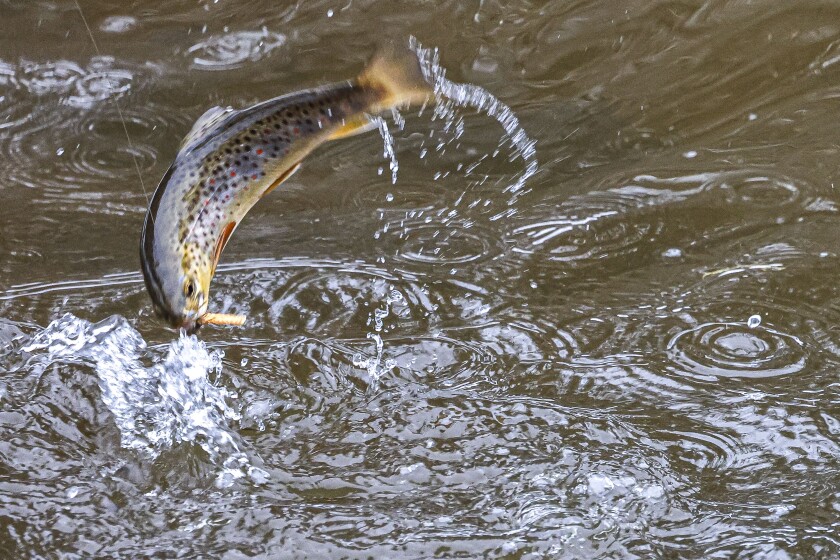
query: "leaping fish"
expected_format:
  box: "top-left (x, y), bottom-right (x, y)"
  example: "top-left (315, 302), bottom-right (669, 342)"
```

top-left (140, 44), bottom-right (433, 333)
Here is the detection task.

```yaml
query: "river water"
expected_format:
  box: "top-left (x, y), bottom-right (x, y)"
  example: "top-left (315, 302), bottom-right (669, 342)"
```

top-left (2, 1), bottom-right (840, 558)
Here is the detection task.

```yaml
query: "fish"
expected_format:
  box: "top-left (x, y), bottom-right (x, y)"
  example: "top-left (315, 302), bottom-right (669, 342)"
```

top-left (140, 44), bottom-right (434, 334)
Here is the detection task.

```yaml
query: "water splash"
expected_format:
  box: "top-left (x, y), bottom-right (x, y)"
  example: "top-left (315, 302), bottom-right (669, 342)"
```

top-left (21, 314), bottom-right (267, 487)
top-left (373, 116), bottom-right (399, 184)
top-left (353, 290), bottom-right (402, 389)
top-left (410, 36), bottom-right (538, 201)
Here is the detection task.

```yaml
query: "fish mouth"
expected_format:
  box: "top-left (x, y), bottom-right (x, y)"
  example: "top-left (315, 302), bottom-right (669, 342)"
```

top-left (178, 310), bottom-right (202, 335)
top-left (179, 320), bottom-right (200, 335)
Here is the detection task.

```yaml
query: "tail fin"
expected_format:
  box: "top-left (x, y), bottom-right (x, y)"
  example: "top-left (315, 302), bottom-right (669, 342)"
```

top-left (358, 42), bottom-right (434, 111)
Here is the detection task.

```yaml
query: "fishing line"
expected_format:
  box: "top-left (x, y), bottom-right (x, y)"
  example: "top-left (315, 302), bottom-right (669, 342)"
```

top-left (72, 0), bottom-right (152, 217)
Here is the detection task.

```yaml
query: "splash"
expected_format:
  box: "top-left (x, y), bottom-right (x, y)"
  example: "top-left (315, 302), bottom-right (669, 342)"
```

top-left (409, 36), bottom-right (538, 203)
top-left (21, 314), bottom-right (267, 487)
top-left (352, 289), bottom-right (402, 389)
top-left (373, 115), bottom-right (399, 184)
top-left (370, 39), bottom-right (537, 208)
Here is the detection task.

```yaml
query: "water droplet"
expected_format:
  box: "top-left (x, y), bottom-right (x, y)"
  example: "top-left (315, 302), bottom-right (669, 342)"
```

top-left (240, 357), bottom-right (248, 367)
top-left (55, 147), bottom-right (64, 156)
top-left (326, 8), bottom-right (334, 17)
top-left (410, 37), bottom-right (537, 198)
top-left (749, 113), bottom-right (758, 121)
top-left (683, 150), bottom-right (698, 159)
top-left (373, 116), bottom-right (399, 184)
top-left (662, 247), bottom-right (683, 258)
top-left (747, 314), bottom-right (762, 328)
top-left (385, 193), bottom-right (394, 202)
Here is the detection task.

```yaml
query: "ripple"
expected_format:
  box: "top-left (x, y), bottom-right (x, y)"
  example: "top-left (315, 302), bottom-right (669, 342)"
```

top-left (658, 427), bottom-right (749, 471)
top-left (667, 321), bottom-right (806, 379)
top-left (232, 263), bottom-right (433, 337)
top-left (267, 333), bottom-right (498, 396)
top-left (513, 212), bottom-right (658, 264)
top-left (381, 214), bottom-right (504, 266)
top-left (18, 60), bottom-right (85, 95)
top-left (348, 179), bottom-right (452, 211)
top-left (4, 117), bottom-right (156, 194)
top-left (76, 102), bottom-right (190, 143)
top-left (721, 173), bottom-right (801, 208)
top-left (188, 29), bottom-right (286, 70)
top-left (65, 68), bottom-right (134, 109)
top-left (386, 334), bottom-right (496, 380)
top-left (1, 100), bottom-right (188, 200)
top-left (0, 86), bottom-right (35, 131)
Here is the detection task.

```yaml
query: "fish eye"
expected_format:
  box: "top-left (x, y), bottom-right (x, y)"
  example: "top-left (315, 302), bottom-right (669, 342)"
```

top-left (184, 279), bottom-right (196, 299)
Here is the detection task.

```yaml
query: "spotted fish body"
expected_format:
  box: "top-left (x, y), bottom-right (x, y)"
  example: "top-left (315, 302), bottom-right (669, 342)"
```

top-left (141, 45), bottom-right (433, 332)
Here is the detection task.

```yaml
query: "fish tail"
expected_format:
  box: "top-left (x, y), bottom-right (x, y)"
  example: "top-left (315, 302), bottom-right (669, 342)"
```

top-left (358, 42), bottom-right (434, 111)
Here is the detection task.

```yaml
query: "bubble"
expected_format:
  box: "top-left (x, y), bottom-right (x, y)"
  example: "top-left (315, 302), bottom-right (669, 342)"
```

top-left (747, 314), bottom-right (762, 328)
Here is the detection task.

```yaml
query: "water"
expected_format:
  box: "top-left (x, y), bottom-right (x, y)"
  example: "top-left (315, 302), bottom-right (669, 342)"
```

top-left (3, 1), bottom-right (840, 557)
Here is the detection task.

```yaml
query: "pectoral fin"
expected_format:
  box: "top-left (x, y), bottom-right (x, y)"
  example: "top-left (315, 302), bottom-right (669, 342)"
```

top-left (327, 116), bottom-right (376, 140)
top-left (212, 221), bottom-right (237, 274)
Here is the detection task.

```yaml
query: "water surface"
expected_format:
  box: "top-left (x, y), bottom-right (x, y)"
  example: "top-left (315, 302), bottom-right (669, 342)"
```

top-left (2, 1), bottom-right (840, 558)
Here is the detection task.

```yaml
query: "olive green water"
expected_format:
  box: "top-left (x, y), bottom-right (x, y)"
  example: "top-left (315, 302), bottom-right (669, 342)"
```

top-left (2, 1), bottom-right (840, 558)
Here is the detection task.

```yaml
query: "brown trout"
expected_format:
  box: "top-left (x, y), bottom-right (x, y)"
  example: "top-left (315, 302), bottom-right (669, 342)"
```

top-left (140, 45), bottom-right (433, 333)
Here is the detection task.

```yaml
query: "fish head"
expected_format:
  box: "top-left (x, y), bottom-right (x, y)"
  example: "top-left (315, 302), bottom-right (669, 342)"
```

top-left (141, 167), bottom-right (214, 335)
top-left (142, 235), bottom-right (212, 335)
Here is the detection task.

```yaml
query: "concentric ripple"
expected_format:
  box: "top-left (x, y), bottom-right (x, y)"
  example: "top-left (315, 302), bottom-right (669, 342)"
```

top-left (515, 212), bottom-right (659, 264)
top-left (16, 57), bottom-right (139, 109)
top-left (18, 60), bottom-right (85, 95)
top-left (381, 214), bottom-right (504, 266)
top-left (65, 67), bottom-right (133, 108)
top-left (348, 179), bottom-right (452, 212)
top-left (2, 102), bottom-right (187, 200)
top-left (667, 321), bottom-right (806, 379)
top-left (721, 173), bottom-right (802, 209)
top-left (188, 29), bottom-right (286, 70)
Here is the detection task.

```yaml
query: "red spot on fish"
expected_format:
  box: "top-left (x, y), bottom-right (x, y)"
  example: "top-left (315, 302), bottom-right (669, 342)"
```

top-left (256, 149), bottom-right (263, 155)
top-left (293, 127), bottom-right (300, 135)
top-left (252, 174), bottom-right (258, 180)
top-left (230, 171), bottom-right (236, 177)
top-left (210, 179), bottom-right (216, 185)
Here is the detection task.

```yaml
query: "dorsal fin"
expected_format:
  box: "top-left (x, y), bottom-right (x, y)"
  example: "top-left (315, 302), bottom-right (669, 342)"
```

top-left (179, 105), bottom-right (236, 153)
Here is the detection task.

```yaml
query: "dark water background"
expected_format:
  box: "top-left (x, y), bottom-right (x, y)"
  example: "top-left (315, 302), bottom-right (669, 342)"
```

top-left (2, 1), bottom-right (840, 558)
